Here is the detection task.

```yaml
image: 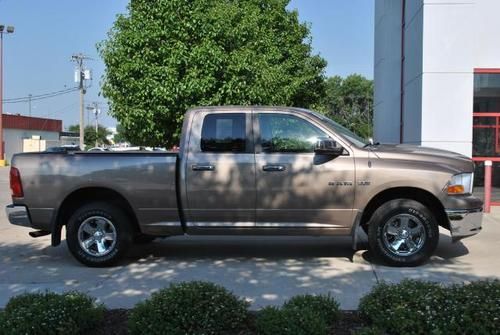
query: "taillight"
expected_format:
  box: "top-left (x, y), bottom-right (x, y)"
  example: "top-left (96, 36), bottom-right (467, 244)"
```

top-left (10, 167), bottom-right (24, 198)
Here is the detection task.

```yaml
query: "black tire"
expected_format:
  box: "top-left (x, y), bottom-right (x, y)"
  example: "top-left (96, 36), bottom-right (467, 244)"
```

top-left (368, 199), bottom-right (439, 267)
top-left (66, 202), bottom-right (133, 267)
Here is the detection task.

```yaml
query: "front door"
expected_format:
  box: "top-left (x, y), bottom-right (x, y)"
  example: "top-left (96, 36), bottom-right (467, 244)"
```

top-left (254, 112), bottom-right (355, 232)
top-left (185, 111), bottom-right (256, 230)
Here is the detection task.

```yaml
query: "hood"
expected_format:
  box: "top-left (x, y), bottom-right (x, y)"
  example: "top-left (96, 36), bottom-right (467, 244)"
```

top-left (370, 144), bottom-right (474, 173)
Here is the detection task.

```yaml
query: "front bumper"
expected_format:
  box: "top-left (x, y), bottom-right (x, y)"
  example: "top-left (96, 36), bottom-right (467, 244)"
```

top-left (446, 207), bottom-right (483, 242)
top-left (6, 204), bottom-right (32, 228)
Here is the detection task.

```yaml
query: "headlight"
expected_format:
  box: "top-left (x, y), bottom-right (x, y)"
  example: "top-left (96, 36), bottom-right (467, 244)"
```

top-left (447, 173), bottom-right (474, 195)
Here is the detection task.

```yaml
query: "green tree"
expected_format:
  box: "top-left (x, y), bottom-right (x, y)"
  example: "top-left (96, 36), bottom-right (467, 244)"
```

top-left (68, 124), bottom-right (111, 148)
top-left (99, 0), bottom-right (326, 147)
top-left (113, 123), bottom-right (129, 144)
top-left (319, 74), bottom-right (373, 138)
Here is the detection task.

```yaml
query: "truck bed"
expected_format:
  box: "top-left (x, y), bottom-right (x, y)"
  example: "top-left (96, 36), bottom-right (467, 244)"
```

top-left (11, 151), bottom-right (181, 235)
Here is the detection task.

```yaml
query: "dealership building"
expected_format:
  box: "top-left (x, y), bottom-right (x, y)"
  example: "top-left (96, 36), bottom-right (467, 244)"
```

top-left (374, 0), bottom-right (500, 204)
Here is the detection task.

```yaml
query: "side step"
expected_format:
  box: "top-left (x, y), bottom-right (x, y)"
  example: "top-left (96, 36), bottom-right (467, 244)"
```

top-left (29, 230), bottom-right (51, 238)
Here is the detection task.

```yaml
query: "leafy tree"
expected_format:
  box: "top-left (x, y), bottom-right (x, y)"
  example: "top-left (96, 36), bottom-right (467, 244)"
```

top-left (99, 0), bottom-right (326, 147)
top-left (68, 124), bottom-right (111, 148)
top-left (319, 74), bottom-right (373, 138)
top-left (113, 123), bottom-right (129, 144)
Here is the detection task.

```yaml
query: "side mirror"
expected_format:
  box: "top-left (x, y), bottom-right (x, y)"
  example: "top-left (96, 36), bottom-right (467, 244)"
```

top-left (314, 139), bottom-right (344, 156)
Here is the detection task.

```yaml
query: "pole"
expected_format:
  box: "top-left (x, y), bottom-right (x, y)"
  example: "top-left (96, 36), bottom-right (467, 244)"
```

top-left (79, 78), bottom-right (84, 150)
top-left (72, 53), bottom-right (89, 151)
top-left (28, 94), bottom-right (32, 117)
top-left (95, 112), bottom-right (98, 147)
top-left (0, 31), bottom-right (4, 164)
top-left (484, 160), bottom-right (492, 213)
top-left (79, 62), bottom-right (85, 150)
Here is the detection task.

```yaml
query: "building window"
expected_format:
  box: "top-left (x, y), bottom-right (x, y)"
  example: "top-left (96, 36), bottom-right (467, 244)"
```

top-left (473, 71), bottom-right (500, 204)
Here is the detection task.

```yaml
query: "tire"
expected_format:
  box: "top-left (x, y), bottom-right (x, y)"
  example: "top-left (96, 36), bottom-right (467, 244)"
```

top-left (66, 202), bottom-right (133, 267)
top-left (368, 199), bottom-right (439, 267)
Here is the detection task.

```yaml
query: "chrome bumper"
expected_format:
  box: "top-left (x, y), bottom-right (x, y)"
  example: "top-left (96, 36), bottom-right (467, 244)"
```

top-left (446, 208), bottom-right (483, 242)
top-left (6, 205), bottom-right (32, 228)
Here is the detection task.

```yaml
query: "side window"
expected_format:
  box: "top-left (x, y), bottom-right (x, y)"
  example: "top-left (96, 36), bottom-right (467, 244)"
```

top-left (258, 113), bottom-right (328, 153)
top-left (201, 113), bottom-right (246, 153)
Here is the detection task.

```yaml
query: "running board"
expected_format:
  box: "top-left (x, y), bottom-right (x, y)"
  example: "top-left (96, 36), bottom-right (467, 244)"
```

top-left (29, 230), bottom-right (51, 238)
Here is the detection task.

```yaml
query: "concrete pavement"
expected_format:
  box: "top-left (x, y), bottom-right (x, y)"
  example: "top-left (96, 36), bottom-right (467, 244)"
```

top-left (0, 167), bottom-right (499, 310)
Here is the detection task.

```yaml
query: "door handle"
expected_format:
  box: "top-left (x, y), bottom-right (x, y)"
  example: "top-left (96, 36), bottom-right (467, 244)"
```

top-left (192, 164), bottom-right (215, 171)
top-left (262, 164), bottom-right (286, 172)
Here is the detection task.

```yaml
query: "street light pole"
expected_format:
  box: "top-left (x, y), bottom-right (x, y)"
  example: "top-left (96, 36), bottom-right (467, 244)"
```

top-left (0, 24), bottom-right (14, 166)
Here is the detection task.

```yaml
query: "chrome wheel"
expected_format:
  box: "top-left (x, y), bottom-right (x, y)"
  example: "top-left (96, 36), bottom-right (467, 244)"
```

top-left (77, 216), bottom-right (117, 257)
top-left (382, 214), bottom-right (426, 257)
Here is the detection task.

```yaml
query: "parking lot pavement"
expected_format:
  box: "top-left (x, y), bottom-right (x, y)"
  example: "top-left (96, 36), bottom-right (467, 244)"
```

top-left (0, 166), bottom-right (499, 310)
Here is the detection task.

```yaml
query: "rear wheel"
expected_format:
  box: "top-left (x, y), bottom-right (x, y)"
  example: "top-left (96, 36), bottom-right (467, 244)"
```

top-left (66, 202), bottom-right (133, 267)
top-left (368, 199), bottom-right (439, 266)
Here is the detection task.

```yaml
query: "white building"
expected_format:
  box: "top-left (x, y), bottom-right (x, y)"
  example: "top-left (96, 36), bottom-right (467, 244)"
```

top-left (374, 0), bottom-right (500, 154)
top-left (2, 114), bottom-right (63, 163)
top-left (374, 0), bottom-right (500, 203)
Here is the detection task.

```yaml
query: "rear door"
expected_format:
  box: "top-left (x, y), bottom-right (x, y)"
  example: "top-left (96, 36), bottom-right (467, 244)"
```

top-left (184, 110), bottom-right (256, 230)
top-left (254, 111), bottom-right (355, 232)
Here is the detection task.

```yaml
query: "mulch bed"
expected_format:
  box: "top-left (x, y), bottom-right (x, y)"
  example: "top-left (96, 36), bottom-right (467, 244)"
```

top-left (87, 310), bottom-right (367, 335)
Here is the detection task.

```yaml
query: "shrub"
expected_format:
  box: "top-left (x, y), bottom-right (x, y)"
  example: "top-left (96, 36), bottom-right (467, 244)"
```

top-left (359, 279), bottom-right (500, 335)
top-left (255, 294), bottom-right (340, 335)
top-left (355, 327), bottom-right (385, 335)
top-left (0, 291), bottom-right (104, 335)
top-left (128, 281), bottom-right (250, 335)
top-left (255, 305), bottom-right (328, 335)
top-left (282, 294), bottom-right (340, 324)
top-left (255, 306), bottom-right (290, 335)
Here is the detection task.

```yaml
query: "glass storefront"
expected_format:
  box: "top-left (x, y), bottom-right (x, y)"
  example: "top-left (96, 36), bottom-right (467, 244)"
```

top-left (473, 72), bottom-right (500, 203)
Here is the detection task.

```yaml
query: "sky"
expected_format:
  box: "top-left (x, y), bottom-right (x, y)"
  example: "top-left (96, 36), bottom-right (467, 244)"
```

top-left (0, 0), bottom-right (374, 129)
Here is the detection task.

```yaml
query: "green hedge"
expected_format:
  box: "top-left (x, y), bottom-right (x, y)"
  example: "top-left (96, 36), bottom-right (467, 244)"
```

top-left (255, 294), bottom-right (340, 335)
top-left (0, 291), bottom-right (104, 335)
top-left (128, 281), bottom-right (250, 335)
top-left (359, 279), bottom-right (500, 335)
top-left (1, 279), bottom-right (498, 335)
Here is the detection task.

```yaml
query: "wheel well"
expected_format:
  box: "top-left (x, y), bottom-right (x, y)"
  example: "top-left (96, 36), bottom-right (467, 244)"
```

top-left (360, 187), bottom-right (448, 231)
top-left (52, 187), bottom-right (140, 245)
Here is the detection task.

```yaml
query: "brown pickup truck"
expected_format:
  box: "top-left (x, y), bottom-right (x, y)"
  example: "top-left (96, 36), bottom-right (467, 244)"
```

top-left (6, 106), bottom-right (483, 267)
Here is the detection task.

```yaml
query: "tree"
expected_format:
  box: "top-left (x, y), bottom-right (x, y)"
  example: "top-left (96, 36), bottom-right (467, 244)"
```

top-left (68, 125), bottom-right (111, 148)
top-left (319, 74), bottom-right (373, 138)
top-left (113, 123), bottom-right (129, 144)
top-left (99, 0), bottom-right (327, 147)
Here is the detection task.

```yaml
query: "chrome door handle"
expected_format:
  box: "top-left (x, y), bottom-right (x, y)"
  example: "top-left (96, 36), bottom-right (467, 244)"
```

top-left (192, 164), bottom-right (215, 171)
top-left (262, 164), bottom-right (286, 172)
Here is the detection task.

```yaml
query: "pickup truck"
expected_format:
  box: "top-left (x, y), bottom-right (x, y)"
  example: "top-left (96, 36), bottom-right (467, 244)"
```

top-left (6, 106), bottom-right (483, 267)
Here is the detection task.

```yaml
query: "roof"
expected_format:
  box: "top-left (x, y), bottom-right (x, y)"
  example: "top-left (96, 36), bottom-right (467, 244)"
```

top-left (3, 114), bottom-right (62, 133)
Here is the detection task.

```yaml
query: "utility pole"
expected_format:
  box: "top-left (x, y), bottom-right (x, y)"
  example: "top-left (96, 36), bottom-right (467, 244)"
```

top-left (28, 93), bottom-right (32, 117)
top-left (0, 24), bottom-right (14, 166)
top-left (86, 102), bottom-right (100, 147)
top-left (71, 53), bottom-right (91, 150)
top-left (94, 104), bottom-right (101, 147)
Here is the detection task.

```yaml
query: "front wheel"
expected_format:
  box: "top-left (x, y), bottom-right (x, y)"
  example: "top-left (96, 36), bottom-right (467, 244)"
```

top-left (368, 199), bottom-right (439, 266)
top-left (66, 202), bottom-right (133, 267)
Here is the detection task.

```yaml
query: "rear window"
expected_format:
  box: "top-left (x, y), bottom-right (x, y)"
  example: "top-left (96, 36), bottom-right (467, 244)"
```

top-left (200, 113), bottom-right (246, 153)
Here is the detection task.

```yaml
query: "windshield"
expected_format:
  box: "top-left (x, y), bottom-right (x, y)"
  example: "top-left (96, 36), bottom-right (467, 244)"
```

top-left (307, 110), bottom-right (368, 147)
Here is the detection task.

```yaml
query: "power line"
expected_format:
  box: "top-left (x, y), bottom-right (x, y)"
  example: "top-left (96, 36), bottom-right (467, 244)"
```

top-left (4, 87), bottom-right (79, 103)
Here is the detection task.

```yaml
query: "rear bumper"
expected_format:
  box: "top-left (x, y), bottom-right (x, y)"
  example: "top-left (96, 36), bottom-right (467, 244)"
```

top-left (6, 204), bottom-right (32, 228)
top-left (446, 208), bottom-right (483, 241)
